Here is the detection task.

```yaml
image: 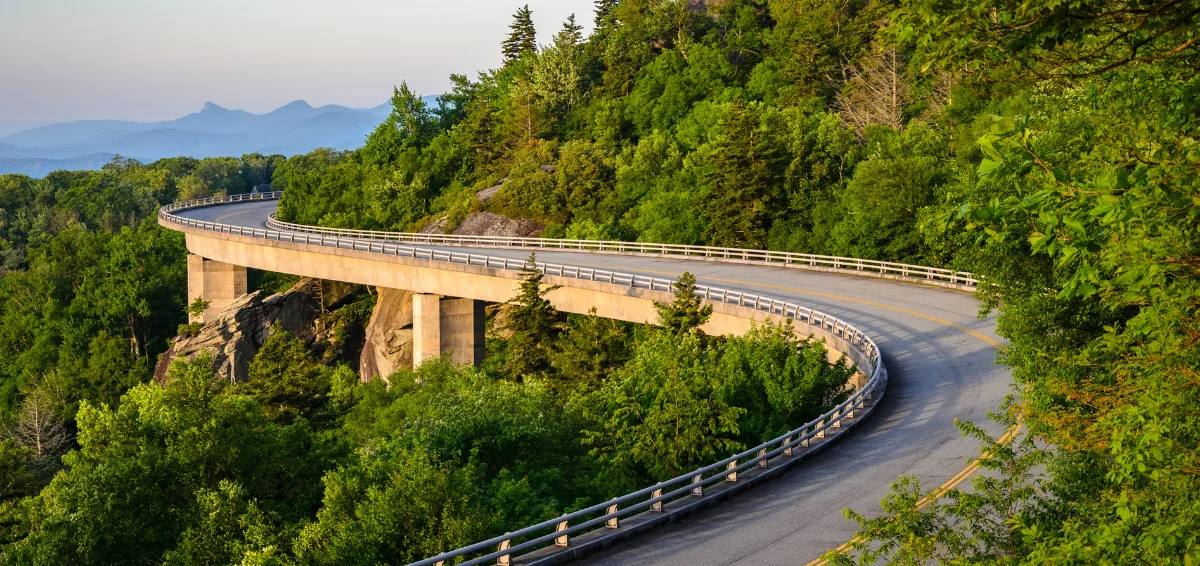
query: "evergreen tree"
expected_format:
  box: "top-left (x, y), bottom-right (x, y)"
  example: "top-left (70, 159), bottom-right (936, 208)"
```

top-left (655, 272), bottom-right (712, 336)
top-left (500, 253), bottom-right (561, 380)
top-left (502, 5), bottom-right (538, 63)
top-left (702, 102), bottom-right (784, 248)
top-left (594, 0), bottom-right (619, 29)
top-left (531, 15), bottom-right (585, 113)
top-left (559, 13), bottom-right (584, 47)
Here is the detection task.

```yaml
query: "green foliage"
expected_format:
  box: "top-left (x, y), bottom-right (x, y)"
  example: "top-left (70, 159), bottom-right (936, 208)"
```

top-left (234, 325), bottom-right (335, 425)
top-left (581, 330), bottom-right (744, 481)
top-left (502, 5), bottom-right (538, 63)
top-left (832, 407), bottom-right (1056, 565)
top-left (655, 271), bottom-right (712, 336)
top-left (718, 322), bottom-right (855, 441)
top-left (700, 100), bottom-right (785, 248)
top-left (24, 0), bottom-right (1198, 561)
top-left (7, 355), bottom-right (340, 565)
top-left (186, 296), bottom-right (210, 320)
top-left (828, 0), bottom-right (1200, 562)
top-left (498, 254), bottom-right (562, 380)
top-left (551, 309), bottom-right (635, 395)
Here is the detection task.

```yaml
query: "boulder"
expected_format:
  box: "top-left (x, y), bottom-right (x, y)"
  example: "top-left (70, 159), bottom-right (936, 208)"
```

top-left (452, 212), bottom-right (543, 238)
top-left (154, 278), bottom-right (323, 384)
top-left (359, 287), bottom-right (417, 383)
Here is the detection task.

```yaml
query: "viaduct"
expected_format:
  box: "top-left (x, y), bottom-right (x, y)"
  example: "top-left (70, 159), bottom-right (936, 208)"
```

top-left (160, 193), bottom-right (1008, 566)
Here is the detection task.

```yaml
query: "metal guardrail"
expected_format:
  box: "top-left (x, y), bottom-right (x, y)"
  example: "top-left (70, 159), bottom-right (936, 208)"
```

top-left (158, 193), bottom-right (887, 566)
top-left (263, 211), bottom-right (976, 289)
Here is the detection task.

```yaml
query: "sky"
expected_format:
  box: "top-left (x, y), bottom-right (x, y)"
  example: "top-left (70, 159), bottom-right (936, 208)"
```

top-left (0, 0), bottom-right (597, 125)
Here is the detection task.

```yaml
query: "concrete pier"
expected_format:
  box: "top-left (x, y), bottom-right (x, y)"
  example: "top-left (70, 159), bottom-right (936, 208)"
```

top-left (187, 254), bottom-right (248, 323)
top-left (412, 294), bottom-right (486, 368)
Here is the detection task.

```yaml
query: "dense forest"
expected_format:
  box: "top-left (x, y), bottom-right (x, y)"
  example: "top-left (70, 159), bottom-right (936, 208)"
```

top-left (1, 0), bottom-right (1197, 563)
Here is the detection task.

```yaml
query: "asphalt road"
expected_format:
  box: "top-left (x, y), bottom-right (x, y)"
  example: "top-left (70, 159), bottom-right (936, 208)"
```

top-left (176, 200), bottom-right (1011, 565)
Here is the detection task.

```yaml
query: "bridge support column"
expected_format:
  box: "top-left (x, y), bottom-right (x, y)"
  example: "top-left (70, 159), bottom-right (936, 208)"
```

top-left (187, 254), bottom-right (248, 323)
top-left (412, 294), bottom-right (485, 368)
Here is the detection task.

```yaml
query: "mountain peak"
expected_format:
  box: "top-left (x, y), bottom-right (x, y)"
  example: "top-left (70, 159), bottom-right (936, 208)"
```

top-left (201, 101), bottom-right (228, 112)
top-left (280, 99), bottom-right (313, 110)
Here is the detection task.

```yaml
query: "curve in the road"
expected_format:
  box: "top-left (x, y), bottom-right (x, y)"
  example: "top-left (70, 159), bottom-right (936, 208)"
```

top-left (160, 196), bottom-right (1009, 566)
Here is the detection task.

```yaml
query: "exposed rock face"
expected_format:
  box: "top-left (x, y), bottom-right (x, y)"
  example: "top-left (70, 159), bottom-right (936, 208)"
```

top-left (421, 216), bottom-right (451, 234)
top-left (452, 212), bottom-right (543, 238)
top-left (359, 287), bottom-right (416, 383)
top-left (154, 279), bottom-right (323, 384)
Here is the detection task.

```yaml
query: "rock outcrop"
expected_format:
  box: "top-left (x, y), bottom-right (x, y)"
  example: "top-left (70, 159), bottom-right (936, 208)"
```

top-left (452, 212), bottom-right (543, 238)
top-left (359, 287), bottom-right (417, 383)
top-left (154, 279), bottom-right (324, 384)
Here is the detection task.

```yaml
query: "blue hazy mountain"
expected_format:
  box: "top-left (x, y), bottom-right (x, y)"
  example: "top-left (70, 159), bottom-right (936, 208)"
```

top-left (0, 96), bottom-right (436, 177)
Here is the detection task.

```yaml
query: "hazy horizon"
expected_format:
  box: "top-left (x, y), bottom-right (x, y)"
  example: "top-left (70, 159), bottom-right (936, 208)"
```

top-left (0, 0), bottom-right (595, 124)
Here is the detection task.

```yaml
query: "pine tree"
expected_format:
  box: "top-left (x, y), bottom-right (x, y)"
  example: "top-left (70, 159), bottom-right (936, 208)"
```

top-left (594, 0), bottom-right (619, 29)
top-left (655, 272), bottom-right (712, 336)
top-left (502, 5), bottom-right (538, 63)
top-left (501, 253), bottom-right (562, 380)
top-left (702, 101), bottom-right (783, 249)
top-left (559, 13), bottom-right (584, 47)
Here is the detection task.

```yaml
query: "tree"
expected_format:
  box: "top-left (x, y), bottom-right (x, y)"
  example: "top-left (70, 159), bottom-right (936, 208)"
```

top-left (656, 272), bottom-right (712, 336)
top-left (835, 45), bottom-right (911, 135)
top-left (499, 253), bottom-right (561, 380)
top-left (582, 331), bottom-right (744, 481)
top-left (176, 174), bottom-right (211, 201)
top-left (186, 296), bottom-right (209, 323)
top-left (502, 5), bottom-right (538, 63)
top-left (362, 82), bottom-right (437, 166)
top-left (10, 355), bottom-right (335, 565)
top-left (234, 325), bottom-right (333, 425)
top-left (717, 322), bottom-right (855, 441)
top-left (551, 308), bottom-right (633, 395)
top-left (531, 15), bottom-right (585, 114)
top-left (831, 409), bottom-right (1052, 564)
top-left (700, 101), bottom-right (784, 248)
top-left (594, 0), bottom-right (619, 29)
top-left (8, 387), bottom-right (68, 463)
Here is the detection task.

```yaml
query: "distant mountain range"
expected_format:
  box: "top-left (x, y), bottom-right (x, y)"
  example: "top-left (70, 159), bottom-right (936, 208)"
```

top-left (0, 97), bottom-right (436, 177)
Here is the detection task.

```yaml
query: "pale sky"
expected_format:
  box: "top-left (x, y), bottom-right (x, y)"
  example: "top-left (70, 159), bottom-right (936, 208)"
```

top-left (0, 0), bottom-right (596, 123)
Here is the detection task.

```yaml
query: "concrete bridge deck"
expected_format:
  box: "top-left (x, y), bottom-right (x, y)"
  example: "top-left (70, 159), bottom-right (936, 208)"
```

top-left (167, 199), bottom-right (1009, 566)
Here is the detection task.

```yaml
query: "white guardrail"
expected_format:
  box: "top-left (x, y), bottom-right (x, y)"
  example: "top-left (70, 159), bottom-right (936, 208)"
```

top-left (262, 208), bottom-right (977, 290)
top-left (159, 192), bottom-right (893, 566)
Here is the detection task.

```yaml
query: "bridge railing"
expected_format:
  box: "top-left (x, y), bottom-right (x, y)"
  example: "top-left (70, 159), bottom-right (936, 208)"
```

top-left (267, 211), bottom-right (974, 289)
top-left (159, 193), bottom-right (887, 566)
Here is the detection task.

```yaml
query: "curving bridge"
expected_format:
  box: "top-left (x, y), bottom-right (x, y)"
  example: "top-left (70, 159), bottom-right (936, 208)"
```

top-left (159, 193), bottom-right (1009, 566)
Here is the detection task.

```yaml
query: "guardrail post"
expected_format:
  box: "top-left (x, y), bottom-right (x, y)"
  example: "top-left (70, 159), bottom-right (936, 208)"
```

top-left (832, 415), bottom-right (842, 428)
top-left (606, 503), bottom-right (619, 529)
top-left (726, 460), bottom-right (738, 482)
top-left (757, 448), bottom-right (768, 468)
top-left (816, 426), bottom-right (826, 439)
top-left (497, 538), bottom-right (511, 565)
top-left (555, 520), bottom-right (569, 547)
top-left (691, 474), bottom-right (703, 496)
top-left (783, 436), bottom-right (793, 456)
top-left (651, 488), bottom-right (663, 512)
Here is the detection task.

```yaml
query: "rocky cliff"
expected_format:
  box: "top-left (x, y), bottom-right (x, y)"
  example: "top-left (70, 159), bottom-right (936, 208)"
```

top-left (154, 278), bottom-right (325, 383)
top-left (359, 287), bottom-right (416, 384)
